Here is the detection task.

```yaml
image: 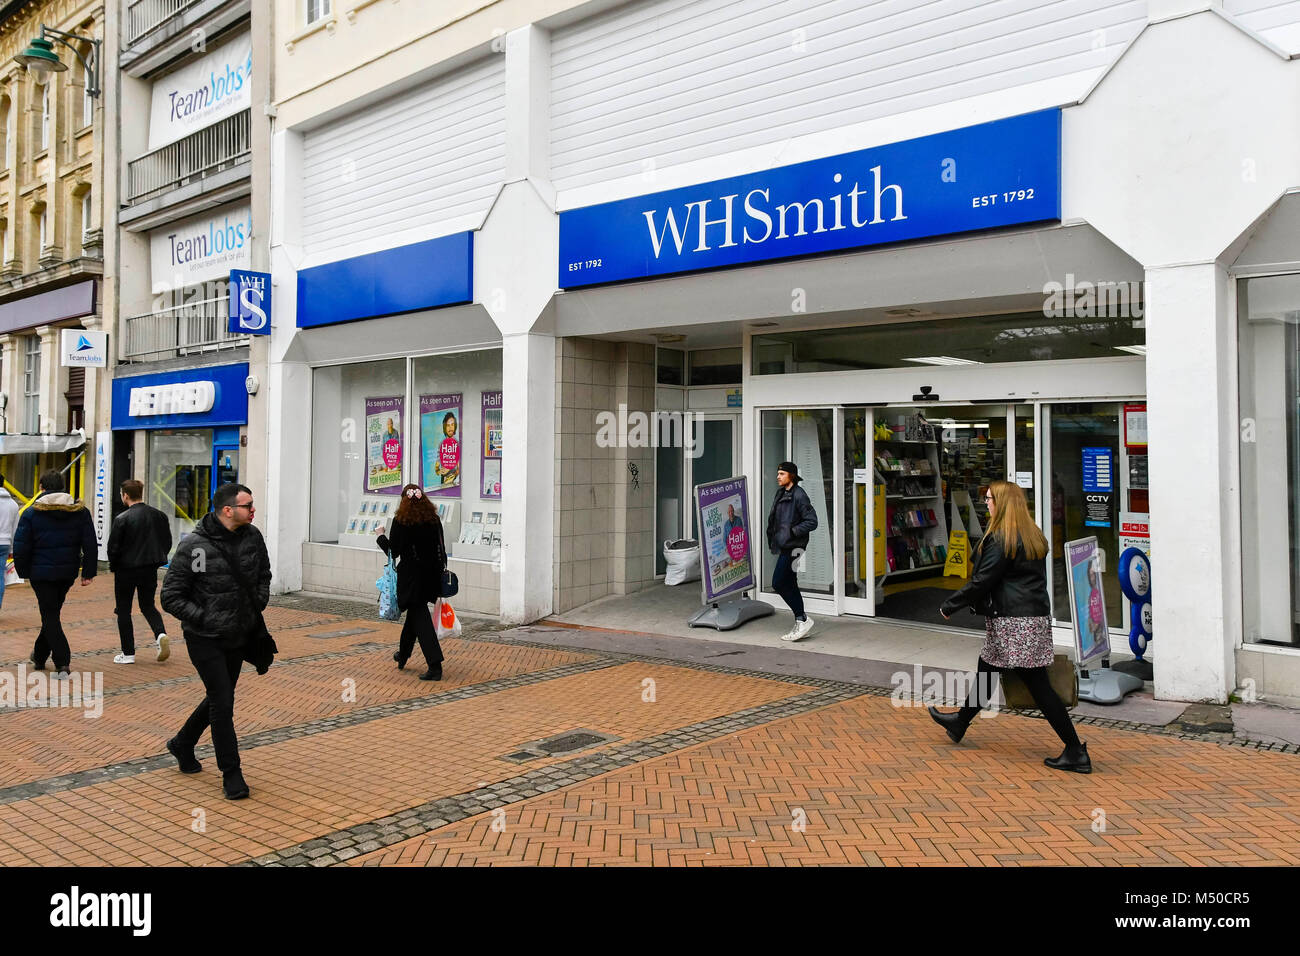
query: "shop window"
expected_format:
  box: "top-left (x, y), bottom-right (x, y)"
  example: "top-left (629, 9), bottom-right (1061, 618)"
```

top-left (310, 359), bottom-right (406, 544)
top-left (309, 350), bottom-right (504, 560)
top-left (149, 431), bottom-right (212, 545)
top-left (656, 347), bottom-right (684, 385)
top-left (1239, 273), bottom-right (1300, 646)
top-left (752, 310), bottom-right (1146, 374)
top-left (411, 349), bottom-right (503, 560)
top-left (688, 347), bottom-right (742, 386)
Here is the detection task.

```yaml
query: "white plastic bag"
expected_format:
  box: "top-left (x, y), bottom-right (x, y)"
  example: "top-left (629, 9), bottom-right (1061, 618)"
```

top-left (434, 598), bottom-right (463, 639)
top-left (663, 539), bottom-right (701, 586)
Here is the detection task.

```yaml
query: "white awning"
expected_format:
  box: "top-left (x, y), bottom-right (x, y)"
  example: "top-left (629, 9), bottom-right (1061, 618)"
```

top-left (0, 433), bottom-right (87, 455)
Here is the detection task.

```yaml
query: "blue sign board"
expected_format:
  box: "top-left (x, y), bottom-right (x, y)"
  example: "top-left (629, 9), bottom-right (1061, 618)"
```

top-left (111, 363), bottom-right (249, 431)
top-left (297, 232), bottom-right (473, 328)
top-left (229, 270), bottom-right (271, 335)
top-left (559, 109), bottom-right (1060, 289)
top-left (1082, 447), bottom-right (1114, 494)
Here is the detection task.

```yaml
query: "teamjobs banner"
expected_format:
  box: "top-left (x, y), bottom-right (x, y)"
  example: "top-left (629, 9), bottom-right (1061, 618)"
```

top-left (559, 109), bottom-right (1060, 288)
top-left (150, 204), bottom-right (252, 293)
top-left (420, 394), bottom-right (462, 497)
top-left (149, 34), bottom-right (252, 150)
top-left (695, 477), bottom-right (756, 603)
top-left (365, 397), bottom-right (404, 495)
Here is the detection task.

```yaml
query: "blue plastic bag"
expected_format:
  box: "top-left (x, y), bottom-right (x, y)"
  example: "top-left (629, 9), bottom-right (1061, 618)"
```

top-left (376, 556), bottom-right (401, 621)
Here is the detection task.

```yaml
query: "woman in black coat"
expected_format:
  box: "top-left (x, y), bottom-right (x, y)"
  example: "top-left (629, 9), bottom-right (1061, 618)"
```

top-left (374, 484), bottom-right (447, 681)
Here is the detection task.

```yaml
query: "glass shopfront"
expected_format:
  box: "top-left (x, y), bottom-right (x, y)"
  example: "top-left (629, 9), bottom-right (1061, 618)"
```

top-left (308, 348), bottom-right (504, 559)
top-left (1239, 273), bottom-right (1300, 646)
top-left (748, 314), bottom-right (1146, 636)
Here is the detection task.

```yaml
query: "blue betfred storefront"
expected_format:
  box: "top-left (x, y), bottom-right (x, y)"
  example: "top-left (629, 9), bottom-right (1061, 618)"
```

top-left (110, 363), bottom-right (249, 543)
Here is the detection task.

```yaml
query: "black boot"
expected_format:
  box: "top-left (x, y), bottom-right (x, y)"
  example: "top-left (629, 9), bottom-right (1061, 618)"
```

top-left (223, 768), bottom-right (250, 800)
top-left (1044, 742), bottom-right (1092, 774)
top-left (166, 737), bottom-right (202, 774)
top-left (419, 664), bottom-right (443, 681)
top-left (393, 651), bottom-right (407, 670)
top-left (928, 706), bottom-right (978, 744)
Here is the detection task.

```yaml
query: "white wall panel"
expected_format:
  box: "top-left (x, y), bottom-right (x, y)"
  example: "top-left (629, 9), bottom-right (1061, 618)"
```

top-left (551, 0), bottom-right (1147, 191)
top-left (1225, 0), bottom-right (1300, 52)
top-left (301, 56), bottom-right (506, 261)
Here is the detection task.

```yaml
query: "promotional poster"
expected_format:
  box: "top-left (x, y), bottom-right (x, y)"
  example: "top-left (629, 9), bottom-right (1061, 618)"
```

top-left (421, 393), bottom-right (462, 496)
top-left (364, 397), bottom-right (404, 494)
top-left (482, 390), bottom-right (503, 499)
top-left (695, 477), bottom-right (756, 603)
top-left (1065, 536), bottom-right (1111, 667)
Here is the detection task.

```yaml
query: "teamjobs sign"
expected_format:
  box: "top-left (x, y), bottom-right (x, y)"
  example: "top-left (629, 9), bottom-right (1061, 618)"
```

top-left (150, 203), bottom-right (252, 292)
top-left (148, 34), bottom-right (252, 150)
top-left (559, 110), bottom-right (1060, 287)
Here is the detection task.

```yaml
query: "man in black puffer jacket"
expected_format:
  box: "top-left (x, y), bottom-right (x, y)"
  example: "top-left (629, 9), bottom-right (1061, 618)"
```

top-left (161, 483), bottom-right (271, 800)
top-left (766, 461), bottom-right (819, 643)
top-left (13, 470), bottom-right (98, 678)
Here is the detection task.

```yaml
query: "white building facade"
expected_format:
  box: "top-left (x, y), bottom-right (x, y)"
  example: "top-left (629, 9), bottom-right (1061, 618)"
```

top-left (265, 0), bottom-right (1300, 705)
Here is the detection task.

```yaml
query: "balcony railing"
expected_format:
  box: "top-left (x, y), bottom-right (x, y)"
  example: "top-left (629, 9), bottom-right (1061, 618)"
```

top-left (126, 110), bottom-right (251, 206)
top-left (126, 0), bottom-right (205, 46)
top-left (123, 296), bottom-right (249, 362)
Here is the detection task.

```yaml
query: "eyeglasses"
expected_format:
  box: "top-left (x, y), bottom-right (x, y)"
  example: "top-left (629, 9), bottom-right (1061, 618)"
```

top-left (983, 495), bottom-right (994, 502)
top-left (232, 502), bottom-right (255, 511)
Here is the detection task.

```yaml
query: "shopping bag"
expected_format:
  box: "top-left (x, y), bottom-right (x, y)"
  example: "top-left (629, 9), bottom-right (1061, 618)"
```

top-left (434, 599), bottom-right (462, 640)
top-left (376, 557), bottom-right (402, 621)
top-left (4, 555), bottom-right (20, 587)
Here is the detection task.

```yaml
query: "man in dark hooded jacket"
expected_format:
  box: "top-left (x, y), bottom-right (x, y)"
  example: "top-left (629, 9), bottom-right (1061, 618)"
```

top-left (766, 461), bottom-right (818, 643)
top-left (13, 470), bottom-right (98, 678)
top-left (161, 483), bottom-right (271, 800)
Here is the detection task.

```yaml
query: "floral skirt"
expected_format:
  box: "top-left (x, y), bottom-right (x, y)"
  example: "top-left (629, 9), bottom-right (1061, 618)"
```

top-left (981, 615), bottom-right (1054, 669)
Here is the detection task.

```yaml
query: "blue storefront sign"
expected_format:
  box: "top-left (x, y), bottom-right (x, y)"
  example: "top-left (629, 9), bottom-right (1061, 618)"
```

top-left (297, 232), bottom-right (473, 328)
top-left (559, 109), bottom-right (1060, 289)
top-left (111, 363), bottom-right (250, 431)
top-left (229, 270), bottom-right (271, 335)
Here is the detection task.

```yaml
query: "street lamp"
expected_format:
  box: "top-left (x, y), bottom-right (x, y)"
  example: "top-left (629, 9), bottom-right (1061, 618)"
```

top-left (13, 26), bottom-right (100, 97)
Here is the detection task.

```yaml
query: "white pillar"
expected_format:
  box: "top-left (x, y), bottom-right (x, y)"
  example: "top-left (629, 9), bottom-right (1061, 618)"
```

top-left (500, 332), bottom-right (556, 624)
top-left (1146, 262), bottom-right (1236, 702)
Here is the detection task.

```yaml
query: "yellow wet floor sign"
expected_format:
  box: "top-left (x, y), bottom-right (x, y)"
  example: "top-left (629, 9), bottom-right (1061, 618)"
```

top-left (944, 529), bottom-right (969, 578)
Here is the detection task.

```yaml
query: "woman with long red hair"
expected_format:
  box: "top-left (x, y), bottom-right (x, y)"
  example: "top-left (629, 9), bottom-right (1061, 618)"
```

top-left (374, 484), bottom-right (447, 680)
top-left (929, 480), bottom-right (1091, 773)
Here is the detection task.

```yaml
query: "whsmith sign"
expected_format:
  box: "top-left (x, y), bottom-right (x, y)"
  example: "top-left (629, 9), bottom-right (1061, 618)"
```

top-left (559, 110), bottom-right (1060, 289)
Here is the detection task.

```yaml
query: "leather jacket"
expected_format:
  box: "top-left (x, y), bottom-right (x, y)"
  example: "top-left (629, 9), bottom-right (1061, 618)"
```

top-left (941, 532), bottom-right (1050, 619)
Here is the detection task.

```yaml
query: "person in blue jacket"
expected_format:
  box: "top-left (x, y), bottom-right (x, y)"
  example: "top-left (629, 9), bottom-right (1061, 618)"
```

top-left (13, 470), bottom-right (98, 679)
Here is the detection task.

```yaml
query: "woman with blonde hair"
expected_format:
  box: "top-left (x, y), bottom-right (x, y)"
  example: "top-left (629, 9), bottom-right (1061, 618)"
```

top-left (929, 480), bottom-right (1091, 773)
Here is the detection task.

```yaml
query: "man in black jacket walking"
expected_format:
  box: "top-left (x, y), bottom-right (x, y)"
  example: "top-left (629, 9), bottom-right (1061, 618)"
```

top-left (107, 479), bottom-right (173, 664)
top-left (13, 470), bottom-right (98, 678)
top-left (161, 483), bottom-right (271, 800)
top-left (766, 461), bottom-right (819, 643)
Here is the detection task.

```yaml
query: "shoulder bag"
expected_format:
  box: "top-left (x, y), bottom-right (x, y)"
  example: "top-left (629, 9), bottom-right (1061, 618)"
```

top-left (213, 538), bottom-right (278, 674)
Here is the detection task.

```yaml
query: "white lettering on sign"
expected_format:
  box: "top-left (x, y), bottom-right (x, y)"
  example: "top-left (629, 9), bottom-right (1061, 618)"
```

top-left (128, 381), bottom-right (216, 417)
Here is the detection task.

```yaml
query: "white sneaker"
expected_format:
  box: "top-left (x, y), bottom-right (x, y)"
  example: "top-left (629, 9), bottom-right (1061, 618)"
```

top-left (51, 669), bottom-right (71, 681)
top-left (113, 653), bottom-right (135, 664)
top-left (779, 624), bottom-right (801, 642)
top-left (156, 634), bottom-right (170, 663)
top-left (788, 618), bottom-right (816, 642)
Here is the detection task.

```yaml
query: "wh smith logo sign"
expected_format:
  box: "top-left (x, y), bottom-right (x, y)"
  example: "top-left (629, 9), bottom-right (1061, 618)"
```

top-left (228, 270), bottom-right (271, 334)
top-left (559, 110), bottom-right (1060, 289)
top-left (148, 35), bottom-right (252, 150)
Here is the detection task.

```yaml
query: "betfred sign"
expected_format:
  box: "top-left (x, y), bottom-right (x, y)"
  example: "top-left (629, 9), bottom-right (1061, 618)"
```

top-left (127, 381), bottom-right (216, 417)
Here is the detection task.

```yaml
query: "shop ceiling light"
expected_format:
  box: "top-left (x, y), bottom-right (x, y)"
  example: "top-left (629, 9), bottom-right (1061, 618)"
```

top-left (1114, 345), bottom-right (1147, 355)
top-left (903, 356), bottom-right (982, 366)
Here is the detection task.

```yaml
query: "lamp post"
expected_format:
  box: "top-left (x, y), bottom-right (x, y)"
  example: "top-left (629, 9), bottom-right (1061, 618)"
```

top-left (13, 26), bottom-right (101, 97)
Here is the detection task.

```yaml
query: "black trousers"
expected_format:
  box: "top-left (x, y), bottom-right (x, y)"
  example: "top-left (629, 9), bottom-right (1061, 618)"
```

top-left (114, 568), bottom-right (166, 656)
top-left (176, 638), bottom-right (246, 773)
top-left (960, 655), bottom-right (1081, 749)
top-left (398, 601), bottom-right (443, 668)
top-left (30, 578), bottom-right (75, 670)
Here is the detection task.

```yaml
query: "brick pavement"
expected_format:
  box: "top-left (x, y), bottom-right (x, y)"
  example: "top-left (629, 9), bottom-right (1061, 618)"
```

top-left (0, 577), bottom-right (1298, 866)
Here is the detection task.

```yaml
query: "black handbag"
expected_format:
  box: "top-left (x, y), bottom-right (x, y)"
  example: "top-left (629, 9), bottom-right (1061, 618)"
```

top-left (213, 540), bottom-right (277, 675)
top-left (441, 568), bottom-right (459, 598)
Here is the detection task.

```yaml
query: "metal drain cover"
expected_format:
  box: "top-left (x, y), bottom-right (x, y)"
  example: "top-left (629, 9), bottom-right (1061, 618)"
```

top-left (537, 732), bottom-right (607, 754)
top-left (499, 728), bottom-right (620, 763)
